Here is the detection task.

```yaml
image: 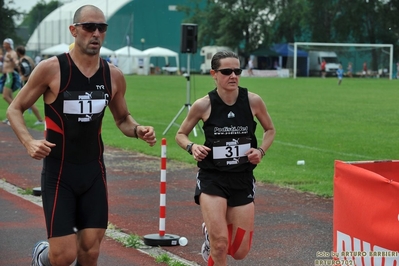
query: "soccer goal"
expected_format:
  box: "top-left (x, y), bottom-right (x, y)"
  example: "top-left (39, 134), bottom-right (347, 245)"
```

top-left (288, 42), bottom-right (394, 79)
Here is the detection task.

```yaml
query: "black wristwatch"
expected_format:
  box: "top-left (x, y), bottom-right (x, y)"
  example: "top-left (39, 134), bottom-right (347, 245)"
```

top-left (186, 142), bottom-right (194, 155)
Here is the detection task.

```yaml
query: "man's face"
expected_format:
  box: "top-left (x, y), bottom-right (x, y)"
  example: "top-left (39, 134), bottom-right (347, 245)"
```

top-left (72, 8), bottom-right (107, 56)
top-left (3, 41), bottom-right (10, 50)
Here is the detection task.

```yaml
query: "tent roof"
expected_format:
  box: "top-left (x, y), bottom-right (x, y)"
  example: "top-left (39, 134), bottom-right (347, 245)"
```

top-left (41, 43), bottom-right (69, 55)
top-left (114, 46), bottom-right (144, 56)
top-left (143, 47), bottom-right (178, 57)
top-left (100, 46), bottom-right (115, 56)
top-left (272, 43), bottom-right (308, 57)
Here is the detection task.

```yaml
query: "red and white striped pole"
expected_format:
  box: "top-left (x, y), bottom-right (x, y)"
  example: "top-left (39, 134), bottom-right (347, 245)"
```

top-left (143, 138), bottom-right (180, 246)
top-left (159, 138), bottom-right (167, 237)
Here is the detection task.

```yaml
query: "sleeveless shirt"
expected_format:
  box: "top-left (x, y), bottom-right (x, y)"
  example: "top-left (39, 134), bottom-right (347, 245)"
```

top-left (198, 87), bottom-right (258, 173)
top-left (45, 53), bottom-right (112, 164)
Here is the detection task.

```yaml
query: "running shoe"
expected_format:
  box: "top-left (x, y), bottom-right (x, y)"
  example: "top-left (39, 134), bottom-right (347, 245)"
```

top-left (33, 120), bottom-right (45, 126)
top-left (2, 118), bottom-right (8, 124)
top-left (201, 222), bottom-right (210, 262)
top-left (31, 241), bottom-right (49, 266)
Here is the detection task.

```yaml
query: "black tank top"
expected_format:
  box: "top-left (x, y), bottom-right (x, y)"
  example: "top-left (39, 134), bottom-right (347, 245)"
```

top-left (45, 53), bottom-right (112, 164)
top-left (198, 87), bottom-right (258, 173)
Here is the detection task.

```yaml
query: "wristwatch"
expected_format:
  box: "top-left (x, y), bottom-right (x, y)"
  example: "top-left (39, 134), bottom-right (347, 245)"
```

top-left (186, 142), bottom-right (194, 155)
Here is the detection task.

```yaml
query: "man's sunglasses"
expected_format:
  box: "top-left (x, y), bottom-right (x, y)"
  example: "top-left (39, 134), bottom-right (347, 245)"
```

top-left (215, 68), bottom-right (242, 76)
top-left (74, 22), bottom-right (108, 33)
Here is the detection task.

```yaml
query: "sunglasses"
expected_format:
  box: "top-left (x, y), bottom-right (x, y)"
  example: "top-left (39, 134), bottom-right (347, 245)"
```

top-left (74, 22), bottom-right (108, 33)
top-left (215, 68), bottom-right (242, 76)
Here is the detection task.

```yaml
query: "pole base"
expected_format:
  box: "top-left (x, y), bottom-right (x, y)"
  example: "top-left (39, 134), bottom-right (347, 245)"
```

top-left (33, 187), bottom-right (42, 196)
top-left (143, 233), bottom-right (180, 246)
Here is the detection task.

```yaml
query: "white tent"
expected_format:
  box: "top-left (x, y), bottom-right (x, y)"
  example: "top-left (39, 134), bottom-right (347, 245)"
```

top-left (142, 47), bottom-right (180, 75)
top-left (41, 43), bottom-right (69, 55)
top-left (100, 46), bottom-right (115, 56)
top-left (114, 46), bottom-right (147, 75)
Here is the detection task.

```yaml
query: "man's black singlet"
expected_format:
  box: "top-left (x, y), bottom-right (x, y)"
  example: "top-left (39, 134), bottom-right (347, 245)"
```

top-left (45, 53), bottom-right (112, 163)
top-left (41, 53), bottom-right (112, 237)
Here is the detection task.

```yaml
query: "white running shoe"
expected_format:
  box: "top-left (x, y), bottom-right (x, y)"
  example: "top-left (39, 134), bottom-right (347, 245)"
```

top-left (201, 222), bottom-right (210, 262)
top-left (31, 241), bottom-right (49, 266)
top-left (33, 120), bottom-right (45, 126)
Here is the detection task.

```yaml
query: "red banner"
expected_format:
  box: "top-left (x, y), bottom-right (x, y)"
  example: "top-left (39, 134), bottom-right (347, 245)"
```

top-left (333, 160), bottom-right (399, 266)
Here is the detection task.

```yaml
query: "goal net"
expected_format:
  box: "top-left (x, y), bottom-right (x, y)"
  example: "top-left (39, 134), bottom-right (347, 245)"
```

top-left (285, 42), bottom-right (394, 79)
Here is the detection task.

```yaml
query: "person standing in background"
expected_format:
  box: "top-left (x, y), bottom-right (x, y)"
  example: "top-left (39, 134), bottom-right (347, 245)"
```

top-left (362, 61), bottom-right (368, 77)
top-left (337, 64), bottom-right (344, 85)
top-left (1, 38), bottom-right (20, 124)
top-left (247, 56), bottom-right (254, 76)
top-left (347, 62), bottom-right (353, 78)
top-left (111, 54), bottom-right (118, 67)
top-left (15, 45), bottom-right (45, 126)
top-left (35, 54), bottom-right (42, 65)
top-left (320, 59), bottom-right (326, 78)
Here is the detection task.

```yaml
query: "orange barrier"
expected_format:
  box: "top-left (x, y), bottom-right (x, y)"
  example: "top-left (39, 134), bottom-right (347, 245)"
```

top-left (333, 160), bottom-right (399, 265)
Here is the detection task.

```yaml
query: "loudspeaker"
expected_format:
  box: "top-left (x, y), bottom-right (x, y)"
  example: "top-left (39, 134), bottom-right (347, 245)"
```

top-left (180, 23), bottom-right (197, 54)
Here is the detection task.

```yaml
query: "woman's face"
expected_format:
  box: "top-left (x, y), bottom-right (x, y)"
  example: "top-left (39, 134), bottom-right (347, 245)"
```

top-left (211, 57), bottom-right (241, 91)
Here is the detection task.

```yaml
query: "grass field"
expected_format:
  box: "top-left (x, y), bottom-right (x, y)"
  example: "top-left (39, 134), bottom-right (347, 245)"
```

top-left (2, 74), bottom-right (398, 198)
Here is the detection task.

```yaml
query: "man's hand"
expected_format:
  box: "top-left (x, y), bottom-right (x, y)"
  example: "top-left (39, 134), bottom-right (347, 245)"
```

top-left (25, 140), bottom-right (56, 160)
top-left (137, 126), bottom-right (157, 146)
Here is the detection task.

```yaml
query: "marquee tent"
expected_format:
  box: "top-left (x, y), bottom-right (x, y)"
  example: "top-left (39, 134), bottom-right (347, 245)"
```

top-left (114, 46), bottom-right (146, 75)
top-left (41, 43), bottom-right (69, 55)
top-left (100, 46), bottom-right (115, 56)
top-left (142, 47), bottom-right (180, 75)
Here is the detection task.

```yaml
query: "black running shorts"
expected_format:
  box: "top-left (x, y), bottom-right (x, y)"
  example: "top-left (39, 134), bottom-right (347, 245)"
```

top-left (194, 169), bottom-right (256, 207)
top-left (41, 157), bottom-right (108, 238)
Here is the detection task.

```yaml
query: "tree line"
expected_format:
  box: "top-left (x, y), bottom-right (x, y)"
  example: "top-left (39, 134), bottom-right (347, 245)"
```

top-left (1, 0), bottom-right (398, 60)
top-left (179, 0), bottom-right (399, 59)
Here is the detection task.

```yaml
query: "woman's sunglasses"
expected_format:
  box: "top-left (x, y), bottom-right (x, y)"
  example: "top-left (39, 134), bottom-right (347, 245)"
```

top-left (74, 22), bottom-right (108, 33)
top-left (215, 68), bottom-right (242, 76)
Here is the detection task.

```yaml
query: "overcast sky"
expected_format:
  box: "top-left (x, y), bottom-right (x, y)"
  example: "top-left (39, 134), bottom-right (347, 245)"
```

top-left (7, 0), bottom-right (52, 13)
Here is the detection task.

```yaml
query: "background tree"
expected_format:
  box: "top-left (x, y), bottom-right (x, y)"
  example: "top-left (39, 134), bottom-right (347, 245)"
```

top-left (19, 0), bottom-right (60, 39)
top-left (181, 0), bottom-right (399, 64)
top-left (0, 0), bottom-right (23, 45)
top-left (180, 0), bottom-right (277, 57)
top-left (270, 0), bottom-right (309, 43)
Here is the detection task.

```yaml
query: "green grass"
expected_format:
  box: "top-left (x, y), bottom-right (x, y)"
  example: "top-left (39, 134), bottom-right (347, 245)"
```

top-left (2, 75), bottom-right (398, 197)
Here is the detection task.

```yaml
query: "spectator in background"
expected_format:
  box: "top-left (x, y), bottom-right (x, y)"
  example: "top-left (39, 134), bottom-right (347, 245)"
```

top-left (273, 60), bottom-right (280, 70)
top-left (396, 62), bottom-right (399, 79)
top-left (337, 64), bottom-right (344, 85)
top-left (111, 54), bottom-right (118, 67)
top-left (347, 62), bottom-right (353, 78)
top-left (15, 45), bottom-right (45, 126)
top-left (247, 56), bottom-right (254, 76)
top-left (320, 59), bottom-right (326, 78)
top-left (35, 54), bottom-right (42, 65)
top-left (362, 61), bottom-right (368, 77)
top-left (0, 49), bottom-right (4, 73)
top-left (1, 38), bottom-right (21, 125)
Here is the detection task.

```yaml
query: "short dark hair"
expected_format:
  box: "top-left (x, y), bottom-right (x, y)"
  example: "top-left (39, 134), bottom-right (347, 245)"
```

top-left (16, 46), bottom-right (26, 56)
top-left (211, 51), bottom-right (239, 70)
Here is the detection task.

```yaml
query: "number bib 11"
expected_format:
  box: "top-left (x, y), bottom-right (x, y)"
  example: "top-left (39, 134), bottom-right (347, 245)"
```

top-left (212, 137), bottom-right (251, 166)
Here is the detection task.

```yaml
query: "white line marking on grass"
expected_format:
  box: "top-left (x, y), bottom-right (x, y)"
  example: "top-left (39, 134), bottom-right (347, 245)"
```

top-left (273, 140), bottom-right (372, 159)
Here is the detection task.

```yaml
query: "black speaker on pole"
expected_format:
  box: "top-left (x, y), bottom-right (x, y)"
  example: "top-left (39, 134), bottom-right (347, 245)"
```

top-left (180, 23), bottom-right (198, 54)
